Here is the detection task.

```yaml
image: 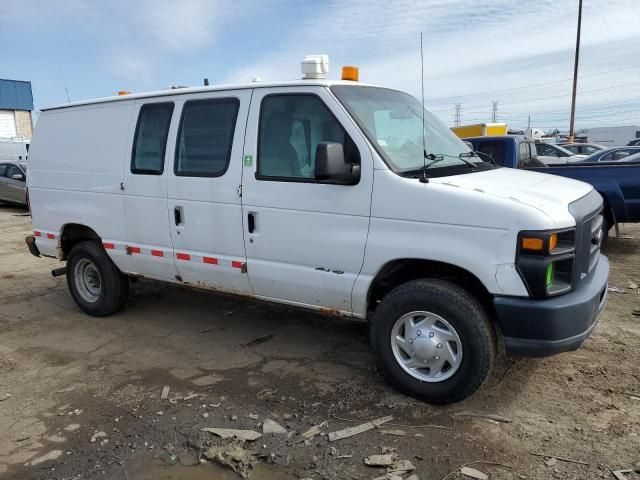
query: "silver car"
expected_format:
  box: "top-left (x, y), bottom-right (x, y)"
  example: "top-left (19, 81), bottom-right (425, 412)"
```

top-left (0, 161), bottom-right (28, 206)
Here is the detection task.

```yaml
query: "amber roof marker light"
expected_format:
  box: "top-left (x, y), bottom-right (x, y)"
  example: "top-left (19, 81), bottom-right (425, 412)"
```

top-left (341, 66), bottom-right (359, 81)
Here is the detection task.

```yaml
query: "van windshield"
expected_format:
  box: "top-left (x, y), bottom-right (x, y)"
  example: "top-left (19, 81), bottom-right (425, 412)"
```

top-left (331, 85), bottom-right (497, 177)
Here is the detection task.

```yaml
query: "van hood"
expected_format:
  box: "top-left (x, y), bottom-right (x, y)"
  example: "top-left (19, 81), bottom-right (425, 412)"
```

top-left (431, 167), bottom-right (593, 223)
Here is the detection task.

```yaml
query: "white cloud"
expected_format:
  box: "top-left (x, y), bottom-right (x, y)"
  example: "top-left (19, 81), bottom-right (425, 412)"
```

top-left (224, 0), bottom-right (640, 129)
top-left (2, 0), bottom-right (236, 79)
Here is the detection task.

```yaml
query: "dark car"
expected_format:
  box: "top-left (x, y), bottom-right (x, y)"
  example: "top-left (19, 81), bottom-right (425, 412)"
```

top-left (577, 146), bottom-right (640, 163)
top-left (628, 138), bottom-right (640, 147)
top-left (560, 143), bottom-right (606, 155)
top-left (0, 161), bottom-right (28, 206)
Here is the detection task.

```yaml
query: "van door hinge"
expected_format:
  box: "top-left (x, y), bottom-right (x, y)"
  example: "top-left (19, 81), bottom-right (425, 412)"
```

top-left (236, 185), bottom-right (242, 197)
top-left (120, 182), bottom-right (125, 191)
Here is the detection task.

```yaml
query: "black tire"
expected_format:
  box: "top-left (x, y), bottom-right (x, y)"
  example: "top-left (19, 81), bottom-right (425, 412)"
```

top-left (66, 241), bottom-right (129, 316)
top-left (370, 279), bottom-right (495, 404)
top-left (602, 215), bottom-right (610, 242)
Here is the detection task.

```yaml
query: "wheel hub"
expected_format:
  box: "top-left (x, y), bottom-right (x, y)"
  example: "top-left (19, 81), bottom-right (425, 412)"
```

top-left (390, 311), bottom-right (463, 383)
top-left (74, 258), bottom-right (102, 303)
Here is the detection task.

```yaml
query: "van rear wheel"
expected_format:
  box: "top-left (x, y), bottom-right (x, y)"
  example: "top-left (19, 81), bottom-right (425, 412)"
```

top-left (370, 279), bottom-right (495, 404)
top-left (67, 241), bottom-right (129, 316)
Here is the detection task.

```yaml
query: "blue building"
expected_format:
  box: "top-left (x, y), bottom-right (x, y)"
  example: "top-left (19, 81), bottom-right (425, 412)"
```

top-left (0, 79), bottom-right (34, 139)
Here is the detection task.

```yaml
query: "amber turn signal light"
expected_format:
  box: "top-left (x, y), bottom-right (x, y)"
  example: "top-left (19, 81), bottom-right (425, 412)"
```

top-left (341, 66), bottom-right (359, 81)
top-left (521, 237), bottom-right (544, 251)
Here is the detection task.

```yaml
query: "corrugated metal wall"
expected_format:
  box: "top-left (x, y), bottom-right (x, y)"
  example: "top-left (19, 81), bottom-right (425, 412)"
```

top-left (0, 80), bottom-right (34, 111)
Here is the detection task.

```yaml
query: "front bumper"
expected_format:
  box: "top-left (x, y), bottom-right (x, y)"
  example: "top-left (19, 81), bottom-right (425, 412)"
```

top-left (494, 255), bottom-right (609, 357)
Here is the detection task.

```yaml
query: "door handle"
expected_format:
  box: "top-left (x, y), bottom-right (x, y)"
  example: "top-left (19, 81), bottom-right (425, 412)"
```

top-left (247, 213), bottom-right (255, 233)
top-left (174, 206), bottom-right (183, 226)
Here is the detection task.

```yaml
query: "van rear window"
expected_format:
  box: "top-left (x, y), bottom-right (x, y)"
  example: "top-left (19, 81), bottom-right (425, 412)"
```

top-left (174, 98), bottom-right (239, 178)
top-left (131, 103), bottom-right (174, 175)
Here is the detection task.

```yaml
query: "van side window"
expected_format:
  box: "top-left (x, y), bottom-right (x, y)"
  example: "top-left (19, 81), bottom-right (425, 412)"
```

top-left (257, 94), bottom-right (360, 180)
top-left (175, 98), bottom-right (239, 177)
top-left (131, 103), bottom-right (174, 175)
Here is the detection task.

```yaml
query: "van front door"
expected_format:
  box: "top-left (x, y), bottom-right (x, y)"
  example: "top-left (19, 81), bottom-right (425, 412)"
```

top-left (166, 90), bottom-right (252, 293)
top-left (241, 87), bottom-right (373, 314)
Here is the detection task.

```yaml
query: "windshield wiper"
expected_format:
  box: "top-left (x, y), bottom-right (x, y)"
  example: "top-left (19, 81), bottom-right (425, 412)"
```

top-left (400, 152), bottom-right (479, 179)
top-left (460, 150), bottom-right (497, 166)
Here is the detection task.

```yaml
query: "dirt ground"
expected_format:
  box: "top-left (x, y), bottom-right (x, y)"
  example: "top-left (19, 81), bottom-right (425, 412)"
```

top-left (1, 203), bottom-right (639, 480)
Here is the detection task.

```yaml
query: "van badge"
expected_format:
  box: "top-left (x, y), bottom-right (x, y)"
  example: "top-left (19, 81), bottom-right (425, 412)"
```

top-left (243, 155), bottom-right (253, 167)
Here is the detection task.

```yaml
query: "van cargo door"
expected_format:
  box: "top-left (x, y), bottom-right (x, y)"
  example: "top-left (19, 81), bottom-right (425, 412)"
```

top-left (121, 100), bottom-right (179, 282)
top-left (166, 89), bottom-right (252, 294)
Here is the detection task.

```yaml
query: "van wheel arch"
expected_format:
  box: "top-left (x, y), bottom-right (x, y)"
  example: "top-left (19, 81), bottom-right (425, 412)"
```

top-left (367, 259), bottom-right (494, 317)
top-left (60, 224), bottom-right (102, 260)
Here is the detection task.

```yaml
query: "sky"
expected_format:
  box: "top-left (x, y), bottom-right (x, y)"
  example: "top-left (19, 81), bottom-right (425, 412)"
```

top-left (2, 0), bottom-right (639, 131)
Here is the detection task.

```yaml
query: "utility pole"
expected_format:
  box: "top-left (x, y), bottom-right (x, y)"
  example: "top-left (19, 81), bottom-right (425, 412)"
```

top-left (491, 101), bottom-right (498, 123)
top-left (528, 115), bottom-right (531, 129)
top-left (569, 0), bottom-right (583, 142)
top-left (454, 103), bottom-right (462, 127)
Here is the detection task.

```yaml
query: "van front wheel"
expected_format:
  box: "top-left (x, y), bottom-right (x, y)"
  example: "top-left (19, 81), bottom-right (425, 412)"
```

top-left (370, 279), bottom-right (495, 404)
top-left (67, 241), bottom-right (129, 316)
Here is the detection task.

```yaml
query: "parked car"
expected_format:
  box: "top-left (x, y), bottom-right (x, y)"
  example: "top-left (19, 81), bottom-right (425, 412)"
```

top-left (576, 146), bottom-right (640, 163)
top-left (25, 57), bottom-right (609, 404)
top-left (534, 142), bottom-right (585, 164)
top-left (559, 143), bottom-right (606, 156)
top-left (0, 161), bottom-right (28, 206)
top-left (466, 135), bottom-right (640, 238)
top-left (627, 138), bottom-right (640, 147)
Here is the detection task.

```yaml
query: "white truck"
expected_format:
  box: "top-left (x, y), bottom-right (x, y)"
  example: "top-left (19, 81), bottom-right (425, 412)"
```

top-left (585, 125), bottom-right (640, 147)
top-left (26, 57), bottom-right (609, 404)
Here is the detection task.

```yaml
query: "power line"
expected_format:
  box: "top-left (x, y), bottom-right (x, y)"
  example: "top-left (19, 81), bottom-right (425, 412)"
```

top-left (424, 63), bottom-right (640, 102)
top-left (454, 79), bottom-right (640, 110)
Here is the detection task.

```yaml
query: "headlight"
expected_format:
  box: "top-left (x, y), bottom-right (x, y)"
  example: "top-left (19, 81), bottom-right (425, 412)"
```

top-left (516, 229), bottom-right (575, 298)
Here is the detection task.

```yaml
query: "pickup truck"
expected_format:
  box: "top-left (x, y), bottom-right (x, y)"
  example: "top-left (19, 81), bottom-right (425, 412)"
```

top-left (466, 135), bottom-right (640, 238)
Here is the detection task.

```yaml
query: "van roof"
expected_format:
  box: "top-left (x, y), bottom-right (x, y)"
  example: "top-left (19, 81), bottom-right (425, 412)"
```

top-left (41, 79), bottom-right (371, 111)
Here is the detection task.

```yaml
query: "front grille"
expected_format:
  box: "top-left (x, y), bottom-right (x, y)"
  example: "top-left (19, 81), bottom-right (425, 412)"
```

top-left (579, 211), bottom-right (602, 278)
top-left (569, 190), bottom-right (604, 288)
top-left (587, 213), bottom-right (603, 274)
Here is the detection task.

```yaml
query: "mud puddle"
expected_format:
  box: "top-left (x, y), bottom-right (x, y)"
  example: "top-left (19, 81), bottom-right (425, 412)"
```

top-left (123, 457), bottom-right (296, 480)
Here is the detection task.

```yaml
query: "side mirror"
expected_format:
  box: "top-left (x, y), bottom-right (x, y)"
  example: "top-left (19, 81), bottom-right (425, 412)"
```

top-left (11, 173), bottom-right (25, 181)
top-left (315, 142), bottom-right (359, 184)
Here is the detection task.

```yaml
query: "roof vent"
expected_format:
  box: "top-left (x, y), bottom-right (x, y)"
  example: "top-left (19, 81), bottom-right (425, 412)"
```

top-left (301, 54), bottom-right (329, 80)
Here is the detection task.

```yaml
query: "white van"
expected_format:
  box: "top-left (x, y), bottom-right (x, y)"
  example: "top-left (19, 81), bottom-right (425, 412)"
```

top-left (0, 138), bottom-right (30, 162)
top-left (26, 58), bottom-right (609, 404)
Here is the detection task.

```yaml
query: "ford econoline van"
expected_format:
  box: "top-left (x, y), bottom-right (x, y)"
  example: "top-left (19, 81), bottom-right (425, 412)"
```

top-left (25, 57), bottom-right (609, 404)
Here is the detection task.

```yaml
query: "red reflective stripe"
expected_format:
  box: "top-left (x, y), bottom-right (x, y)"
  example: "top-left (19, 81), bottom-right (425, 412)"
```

top-left (176, 253), bottom-right (191, 261)
top-left (46, 233), bottom-right (55, 240)
top-left (34, 231), bottom-right (42, 237)
top-left (129, 246), bottom-right (141, 254)
top-left (151, 250), bottom-right (164, 257)
top-left (103, 243), bottom-right (115, 250)
top-left (231, 261), bottom-right (245, 269)
top-left (203, 256), bottom-right (218, 265)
